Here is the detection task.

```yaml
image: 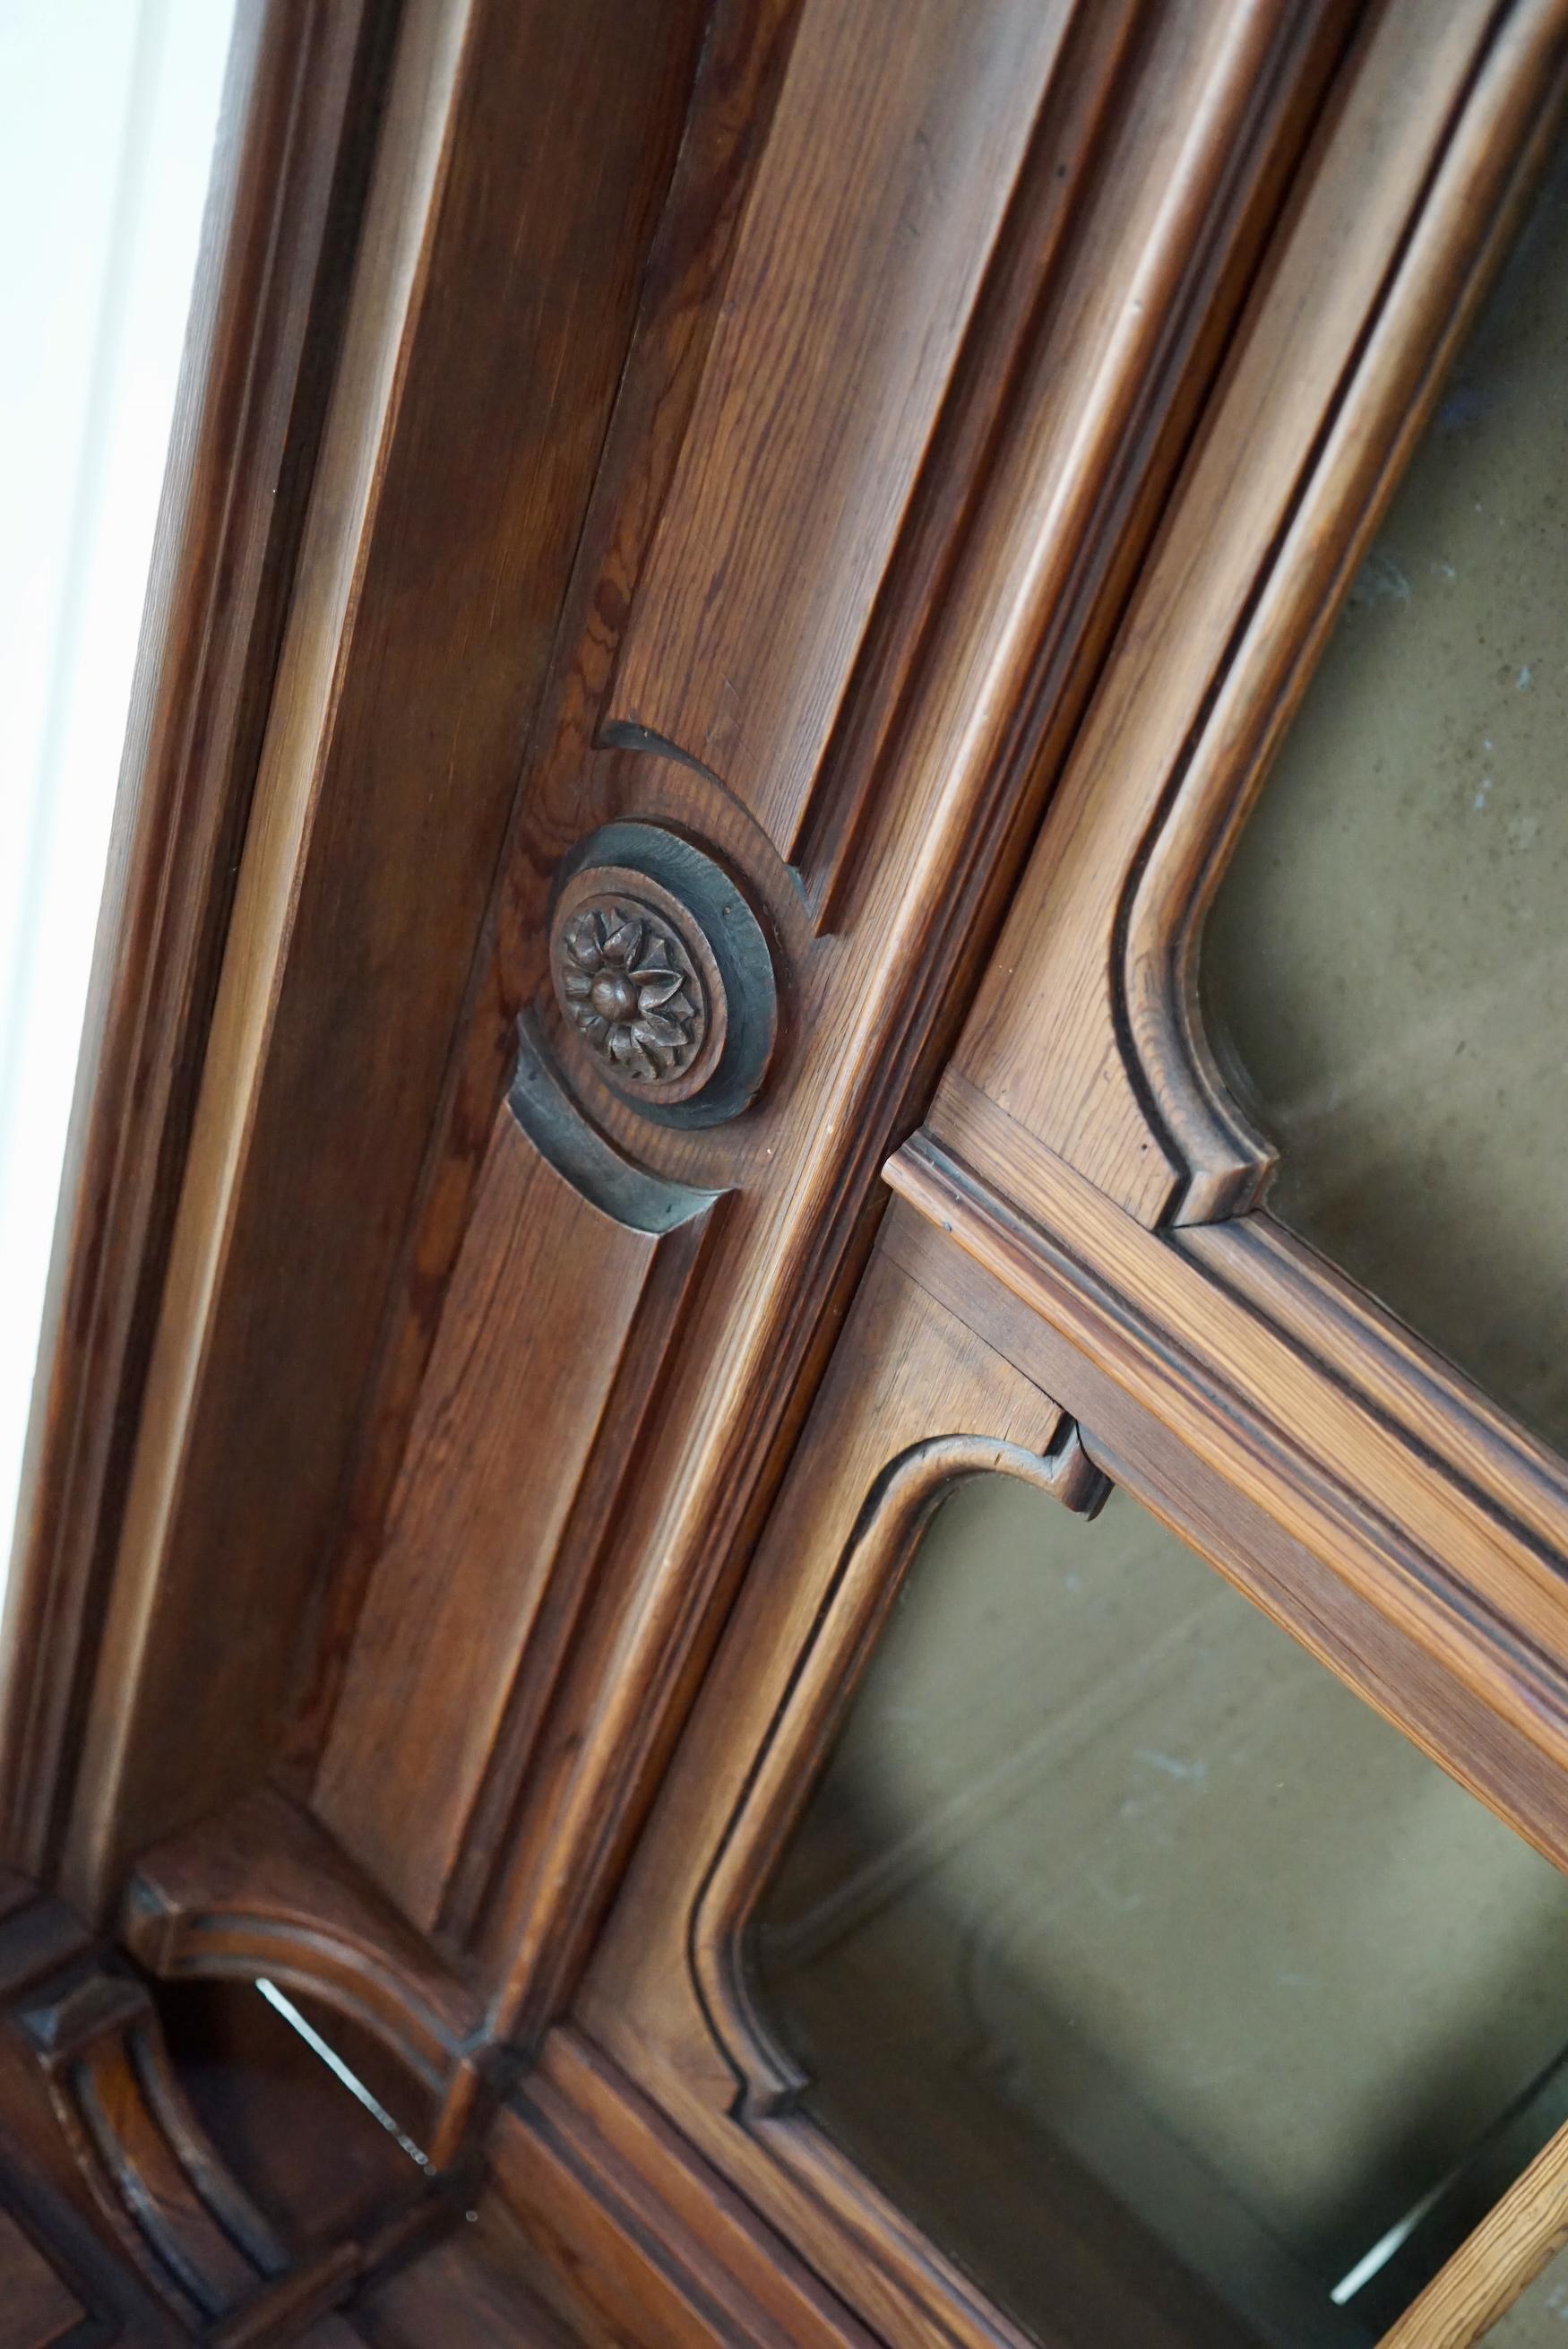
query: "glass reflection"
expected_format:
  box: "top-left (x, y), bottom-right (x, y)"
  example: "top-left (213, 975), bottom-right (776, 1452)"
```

top-left (1202, 137), bottom-right (1568, 1455)
top-left (755, 1475), bottom-right (1568, 2345)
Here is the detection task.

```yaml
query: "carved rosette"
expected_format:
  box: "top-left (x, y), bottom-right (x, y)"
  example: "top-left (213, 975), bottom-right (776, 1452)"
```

top-left (556, 898), bottom-right (707, 1086)
top-left (551, 858), bottom-right (731, 1109)
top-left (549, 826), bottom-right (776, 1125)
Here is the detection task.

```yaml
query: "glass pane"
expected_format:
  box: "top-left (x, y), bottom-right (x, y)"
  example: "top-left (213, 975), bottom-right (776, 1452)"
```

top-left (1202, 136), bottom-right (1568, 1456)
top-left (1487, 2237), bottom-right (1568, 2342)
top-left (754, 1476), bottom-right (1568, 2347)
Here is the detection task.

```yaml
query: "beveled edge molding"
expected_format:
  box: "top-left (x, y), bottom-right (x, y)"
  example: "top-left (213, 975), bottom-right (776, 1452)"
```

top-left (691, 1422), bottom-right (1107, 2129)
top-left (884, 1112), bottom-right (1568, 1865)
top-left (547, 824), bottom-right (778, 1128)
top-left (0, 0), bottom-right (388, 1891)
top-left (935, 0), bottom-right (1568, 1235)
top-left (120, 1788), bottom-right (486, 2150)
top-left (508, 1011), bottom-right (719, 1234)
top-left (1122, 0), bottom-right (1568, 1228)
top-left (495, 2025), bottom-right (879, 2349)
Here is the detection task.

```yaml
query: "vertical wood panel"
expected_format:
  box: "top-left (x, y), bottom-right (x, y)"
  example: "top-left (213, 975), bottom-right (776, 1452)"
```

top-left (607, 0), bottom-right (1075, 867)
top-left (60, 0), bottom-right (709, 1913)
top-left (314, 1092), bottom-right (711, 1930)
top-left (942, 0), bottom-right (1534, 1224)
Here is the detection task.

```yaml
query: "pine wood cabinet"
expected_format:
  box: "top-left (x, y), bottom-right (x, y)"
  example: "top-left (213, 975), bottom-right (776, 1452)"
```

top-left (5, 1), bottom-right (1568, 2341)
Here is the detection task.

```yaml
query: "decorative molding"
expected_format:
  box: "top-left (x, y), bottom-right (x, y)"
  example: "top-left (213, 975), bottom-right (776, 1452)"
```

top-left (495, 2026), bottom-right (880, 2349)
top-left (0, 1874), bottom-right (434, 2346)
top-left (0, 0), bottom-right (389, 1892)
top-left (507, 1015), bottom-right (719, 1236)
top-left (883, 1111), bottom-right (1568, 1868)
top-left (311, 1064), bottom-right (719, 1962)
top-left (555, 885), bottom-right (717, 1096)
top-left (941, 0), bottom-right (1568, 1231)
top-left (695, 1421), bottom-right (1106, 2123)
top-left (15, 1958), bottom-right (290, 2333)
top-left (603, 0), bottom-right (1085, 875)
top-left (122, 1790), bottom-right (486, 2146)
top-left (550, 825), bottom-right (777, 1126)
top-left (1119, 0), bottom-right (1568, 1231)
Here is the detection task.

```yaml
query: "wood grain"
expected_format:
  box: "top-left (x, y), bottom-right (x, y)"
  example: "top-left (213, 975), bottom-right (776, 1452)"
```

top-left (123, 1788), bottom-right (480, 2120)
top-left (57, 0), bottom-right (709, 1916)
top-left (498, 2028), bottom-right (879, 2349)
top-left (888, 1091), bottom-right (1568, 1865)
top-left (607, 0), bottom-right (1076, 869)
top-left (314, 1059), bottom-right (713, 1934)
top-left (457, 0), bottom-right (1350, 2069)
top-left (582, 1246), bottom-right (1081, 2348)
top-left (1378, 2118), bottom-right (1568, 2347)
top-left (946, 0), bottom-right (1568, 1225)
top-left (0, 0), bottom-right (387, 1887)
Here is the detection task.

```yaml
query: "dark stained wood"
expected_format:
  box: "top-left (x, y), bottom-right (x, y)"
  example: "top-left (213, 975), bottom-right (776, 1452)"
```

top-left (885, 1101), bottom-right (1568, 1864)
top-left (278, 0), bottom-right (806, 1808)
top-left (943, 0), bottom-right (1568, 1227)
top-left (123, 1788), bottom-right (480, 2135)
top-left (155, 1982), bottom-right (432, 2280)
top-left (579, 1219), bottom-right (1297, 2346)
top-left (0, 2213), bottom-right (83, 2349)
top-left (0, 0), bottom-right (390, 1889)
top-left (0, 1876), bottom-right (441, 2348)
top-left (13, 0), bottom-right (1568, 2341)
top-left (55, 0), bottom-right (711, 1918)
top-left (607, 0), bottom-right (1081, 872)
top-left (313, 1073), bottom-right (714, 1935)
top-left (579, 1245), bottom-right (1081, 2346)
top-left (349, 2207), bottom-right (575, 2349)
top-left (455, 0), bottom-right (1354, 2072)
top-left (497, 2029), bottom-right (878, 2349)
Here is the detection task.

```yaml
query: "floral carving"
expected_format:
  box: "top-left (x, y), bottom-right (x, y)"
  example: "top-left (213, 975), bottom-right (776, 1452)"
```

top-left (556, 899), bottom-right (705, 1084)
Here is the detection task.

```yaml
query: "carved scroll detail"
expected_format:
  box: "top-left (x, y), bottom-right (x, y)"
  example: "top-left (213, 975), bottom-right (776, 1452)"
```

top-left (694, 1419), bottom-right (1107, 2120)
top-left (15, 1959), bottom-right (290, 2332)
top-left (123, 1789), bottom-right (485, 2126)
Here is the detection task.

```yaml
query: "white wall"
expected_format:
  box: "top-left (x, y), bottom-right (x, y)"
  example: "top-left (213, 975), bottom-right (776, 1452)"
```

top-left (0, 0), bottom-right (237, 1568)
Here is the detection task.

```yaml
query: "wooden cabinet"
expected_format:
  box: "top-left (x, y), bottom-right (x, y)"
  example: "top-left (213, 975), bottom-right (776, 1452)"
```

top-left (5, 0), bottom-right (1568, 2340)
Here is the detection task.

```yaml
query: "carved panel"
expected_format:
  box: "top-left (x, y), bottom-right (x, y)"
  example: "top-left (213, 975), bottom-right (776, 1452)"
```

top-left (578, 1239), bottom-right (1085, 2344)
top-left (940, 0), bottom-right (1568, 1229)
top-left (554, 882), bottom-right (717, 1098)
top-left (547, 824), bottom-right (777, 1124)
top-left (606, 0), bottom-right (1081, 874)
top-left (123, 1790), bottom-right (482, 2123)
top-left (311, 1026), bottom-right (717, 1939)
top-left (14, 1964), bottom-right (286, 2332)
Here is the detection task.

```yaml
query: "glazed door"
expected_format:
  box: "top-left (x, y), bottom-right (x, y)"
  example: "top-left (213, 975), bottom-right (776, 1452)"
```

top-left (6, 1), bottom-right (1568, 2345)
top-left (568, 4), bottom-right (1568, 2346)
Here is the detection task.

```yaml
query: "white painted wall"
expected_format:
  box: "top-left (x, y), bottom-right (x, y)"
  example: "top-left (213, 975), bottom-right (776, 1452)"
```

top-left (0, 0), bottom-right (237, 1571)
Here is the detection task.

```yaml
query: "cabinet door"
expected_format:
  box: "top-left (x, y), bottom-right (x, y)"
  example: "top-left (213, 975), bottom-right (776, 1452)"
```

top-left (571, 5), bottom-right (1568, 2345)
top-left (8, 2), bottom-right (1568, 2345)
